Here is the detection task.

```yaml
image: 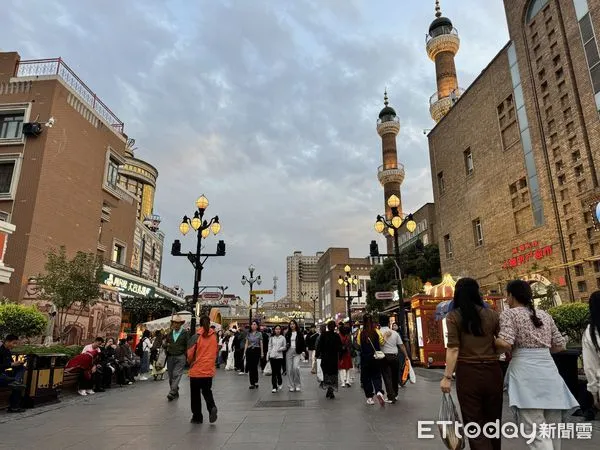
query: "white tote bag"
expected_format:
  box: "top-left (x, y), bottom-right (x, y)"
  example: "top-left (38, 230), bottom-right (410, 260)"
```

top-left (225, 352), bottom-right (235, 371)
top-left (316, 358), bottom-right (323, 382)
top-left (263, 361), bottom-right (272, 376)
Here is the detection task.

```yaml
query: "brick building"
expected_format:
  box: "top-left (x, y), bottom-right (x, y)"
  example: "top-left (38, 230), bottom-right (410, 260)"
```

top-left (317, 248), bottom-right (377, 320)
top-left (396, 203), bottom-right (437, 252)
top-left (0, 52), bottom-right (181, 342)
top-left (427, 0), bottom-right (600, 302)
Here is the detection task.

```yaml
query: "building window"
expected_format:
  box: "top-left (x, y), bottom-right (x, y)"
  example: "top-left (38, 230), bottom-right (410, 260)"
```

top-left (575, 264), bottom-right (584, 276)
top-left (527, 0), bottom-right (549, 23)
top-left (112, 243), bottom-right (125, 265)
top-left (437, 171), bottom-right (445, 195)
top-left (577, 280), bottom-right (587, 293)
top-left (594, 260), bottom-right (600, 272)
top-left (106, 158), bottom-right (119, 188)
top-left (0, 113), bottom-right (24, 140)
top-left (473, 218), bottom-right (484, 247)
top-left (464, 148), bottom-right (474, 175)
top-left (573, 1), bottom-right (600, 110)
top-left (444, 234), bottom-right (453, 258)
top-left (0, 210), bottom-right (9, 222)
top-left (0, 161), bottom-right (16, 195)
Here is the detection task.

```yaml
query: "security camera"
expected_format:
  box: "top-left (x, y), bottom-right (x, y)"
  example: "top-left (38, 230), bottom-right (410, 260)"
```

top-left (45, 117), bottom-right (55, 128)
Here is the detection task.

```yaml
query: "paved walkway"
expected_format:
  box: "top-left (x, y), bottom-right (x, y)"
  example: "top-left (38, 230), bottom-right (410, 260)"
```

top-left (0, 364), bottom-right (598, 449)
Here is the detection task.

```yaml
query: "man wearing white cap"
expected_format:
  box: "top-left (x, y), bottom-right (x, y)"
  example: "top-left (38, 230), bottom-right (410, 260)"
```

top-left (164, 315), bottom-right (190, 401)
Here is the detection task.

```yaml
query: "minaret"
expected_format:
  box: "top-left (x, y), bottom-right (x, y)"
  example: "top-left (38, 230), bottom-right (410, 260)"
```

top-left (377, 91), bottom-right (404, 254)
top-left (426, 0), bottom-right (461, 123)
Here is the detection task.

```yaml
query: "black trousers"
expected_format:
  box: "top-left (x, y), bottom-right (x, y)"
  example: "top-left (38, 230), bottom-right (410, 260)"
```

top-left (234, 349), bottom-right (244, 371)
top-left (282, 351), bottom-right (287, 374)
top-left (381, 353), bottom-right (400, 400)
top-left (456, 361), bottom-right (503, 450)
top-left (360, 356), bottom-right (383, 398)
top-left (0, 374), bottom-right (23, 409)
top-left (246, 348), bottom-right (261, 386)
top-left (190, 377), bottom-right (216, 419)
top-left (270, 358), bottom-right (283, 389)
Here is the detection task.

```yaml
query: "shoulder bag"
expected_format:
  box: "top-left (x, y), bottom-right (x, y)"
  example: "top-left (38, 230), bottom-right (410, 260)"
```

top-left (368, 336), bottom-right (386, 360)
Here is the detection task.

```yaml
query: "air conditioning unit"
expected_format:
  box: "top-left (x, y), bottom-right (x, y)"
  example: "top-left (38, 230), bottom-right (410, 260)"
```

top-left (23, 122), bottom-right (43, 137)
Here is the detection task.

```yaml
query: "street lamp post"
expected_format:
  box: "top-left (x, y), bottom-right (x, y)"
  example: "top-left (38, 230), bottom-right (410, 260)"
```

top-left (372, 194), bottom-right (416, 343)
top-left (171, 194), bottom-right (225, 333)
top-left (336, 265), bottom-right (361, 324)
top-left (310, 295), bottom-right (318, 326)
top-left (241, 265), bottom-right (262, 325)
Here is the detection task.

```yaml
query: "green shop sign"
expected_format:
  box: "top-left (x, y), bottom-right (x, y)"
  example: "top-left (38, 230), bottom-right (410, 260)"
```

top-left (102, 272), bottom-right (155, 298)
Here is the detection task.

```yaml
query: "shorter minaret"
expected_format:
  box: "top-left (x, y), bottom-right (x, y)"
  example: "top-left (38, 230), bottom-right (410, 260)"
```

top-left (426, 0), bottom-right (461, 123)
top-left (377, 91), bottom-right (404, 254)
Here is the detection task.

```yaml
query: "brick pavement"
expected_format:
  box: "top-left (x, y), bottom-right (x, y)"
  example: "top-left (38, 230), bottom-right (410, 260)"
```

top-left (0, 364), bottom-right (598, 449)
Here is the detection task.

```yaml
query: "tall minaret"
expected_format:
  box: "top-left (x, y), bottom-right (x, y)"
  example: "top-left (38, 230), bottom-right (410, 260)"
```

top-left (377, 91), bottom-right (404, 254)
top-left (426, 0), bottom-right (461, 123)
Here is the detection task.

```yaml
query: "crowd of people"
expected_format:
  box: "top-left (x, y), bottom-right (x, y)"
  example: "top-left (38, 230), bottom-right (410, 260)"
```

top-left (440, 277), bottom-right (600, 450)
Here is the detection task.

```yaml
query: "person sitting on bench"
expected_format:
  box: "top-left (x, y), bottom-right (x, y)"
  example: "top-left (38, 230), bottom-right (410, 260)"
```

top-left (0, 334), bottom-right (26, 413)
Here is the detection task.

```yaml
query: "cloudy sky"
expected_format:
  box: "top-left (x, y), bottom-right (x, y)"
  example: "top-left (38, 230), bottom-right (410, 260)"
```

top-left (3, 0), bottom-right (509, 302)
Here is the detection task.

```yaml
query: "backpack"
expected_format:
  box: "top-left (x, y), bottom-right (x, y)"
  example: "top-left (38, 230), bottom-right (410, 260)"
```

top-left (135, 339), bottom-right (144, 357)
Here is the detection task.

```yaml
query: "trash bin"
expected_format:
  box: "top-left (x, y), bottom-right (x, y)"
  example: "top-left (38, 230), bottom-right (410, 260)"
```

top-left (21, 353), bottom-right (68, 408)
top-left (552, 348), bottom-right (581, 399)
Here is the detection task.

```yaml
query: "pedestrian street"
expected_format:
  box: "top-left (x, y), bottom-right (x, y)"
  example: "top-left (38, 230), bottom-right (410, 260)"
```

top-left (0, 365), bottom-right (598, 450)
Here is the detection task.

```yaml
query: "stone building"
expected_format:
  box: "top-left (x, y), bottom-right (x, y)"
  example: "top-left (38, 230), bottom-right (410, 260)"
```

top-left (286, 251), bottom-right (323, 305)
top-left (0, 51), bottom-right (181, 342)
top-left (427, 0), bottom-right (600, 302)
top-left (396, 203), bottom-right (437, 253)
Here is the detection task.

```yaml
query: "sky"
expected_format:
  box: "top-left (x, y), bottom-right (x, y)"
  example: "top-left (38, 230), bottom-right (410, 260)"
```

top-left (2, 0), bottom-right (510, 302)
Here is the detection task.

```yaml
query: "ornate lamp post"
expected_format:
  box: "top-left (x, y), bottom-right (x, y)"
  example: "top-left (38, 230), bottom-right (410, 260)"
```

top-left (241, 265), bottom-right (262, 324)
top-left (337, 265), bottom-right (361, 323)
top-left (171, 194), bottom-right (225, 333)
top-left (372, 194), bottom-right (416, 342)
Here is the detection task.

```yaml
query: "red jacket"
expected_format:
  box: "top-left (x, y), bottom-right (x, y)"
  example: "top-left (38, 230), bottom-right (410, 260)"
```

top-left (187, 328), bottom-right (218, 378)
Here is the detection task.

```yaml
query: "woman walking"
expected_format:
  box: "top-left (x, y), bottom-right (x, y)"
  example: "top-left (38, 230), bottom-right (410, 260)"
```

top-left (440, 277), bottom-right (503, 450)
top-left (138, 330), bottom-right (152, 381)
top-left (244, 321), bottom-right (264, 389)
top-left (496, 280), bottom-right (578, 449)
top-left (267, 325), bottom-right (286, 393)
top-left (317, 320), bottom-right (342, 399)
top-left (338, 324), bottom-right (353, 388)
top-left (187, 315), bottom-right (218, 424)
top-left (285, 320), bottom-right (306, 392)
top-left (582, 291), bottom-right (600, 418)
top-left (357, 313), bottom-right (385, 406)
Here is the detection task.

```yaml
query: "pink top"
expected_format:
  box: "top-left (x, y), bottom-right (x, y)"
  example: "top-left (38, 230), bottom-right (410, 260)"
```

top-left (498, 306), bottom-right (565, 349)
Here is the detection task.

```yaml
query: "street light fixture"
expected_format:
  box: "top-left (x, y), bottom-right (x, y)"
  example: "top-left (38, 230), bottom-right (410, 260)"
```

top-left (242, 265), bottom-right (262, 324)
top-left (309, 295), bottom-right (318, 325)
top-left (170, 195), bottom-right (225, 333)
top-left (336, 265), bottom-right (362, 324)
top-left (371, 194), bottom-right (416, 345)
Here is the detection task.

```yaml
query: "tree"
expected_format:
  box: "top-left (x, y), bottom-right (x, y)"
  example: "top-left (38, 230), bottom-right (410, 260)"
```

top-left (366, 258), bottom-right (397, 313)
top-left (36, 247), bottom-right (103, 341)
top-left (548, 302), bottom-right (590, 346)
top-left (0, 303), bottom-right (47, 339)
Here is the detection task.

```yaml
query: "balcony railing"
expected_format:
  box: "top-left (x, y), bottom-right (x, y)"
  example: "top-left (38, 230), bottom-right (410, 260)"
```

top-left (376, 115), bottom-right (400, 126)
top-left (426, 27), bottom-right (459, 43)
top-left (429, 87), bottom-right (465, 106)
top-left (378, 163), bottom-right (405, 172)
top-left (16, 58), bottom-right (124, 133)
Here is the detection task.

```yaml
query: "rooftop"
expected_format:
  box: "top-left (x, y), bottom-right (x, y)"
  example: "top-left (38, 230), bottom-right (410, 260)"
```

top-left (15, 57), bottom-right (124, 133)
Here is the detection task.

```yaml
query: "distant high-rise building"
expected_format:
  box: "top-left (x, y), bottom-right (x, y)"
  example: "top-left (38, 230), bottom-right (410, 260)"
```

top-left (286, 251), bottom-right (322, 305)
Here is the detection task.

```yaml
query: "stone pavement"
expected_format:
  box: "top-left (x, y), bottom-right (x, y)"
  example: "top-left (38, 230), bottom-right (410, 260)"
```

top-left (0, 364), bottom-right (598, 449)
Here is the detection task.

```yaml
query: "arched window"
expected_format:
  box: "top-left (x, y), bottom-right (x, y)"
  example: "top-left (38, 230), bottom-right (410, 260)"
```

top-left (526, 0), bottom-right (549, 23)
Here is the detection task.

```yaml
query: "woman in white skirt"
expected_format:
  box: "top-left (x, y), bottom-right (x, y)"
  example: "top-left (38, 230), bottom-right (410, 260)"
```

top-left (495, 280), bottom-right (578, 449)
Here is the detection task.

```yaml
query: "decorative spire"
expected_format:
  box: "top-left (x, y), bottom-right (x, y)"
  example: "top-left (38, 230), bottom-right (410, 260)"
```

top-left (435, 0), bottom-right (442, 18)
top-left (384, 89), bottom-right (389, 106)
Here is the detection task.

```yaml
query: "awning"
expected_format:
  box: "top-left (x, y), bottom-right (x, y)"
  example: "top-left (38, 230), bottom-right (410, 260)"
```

top-left (142, 311), bottom-right (221, 332)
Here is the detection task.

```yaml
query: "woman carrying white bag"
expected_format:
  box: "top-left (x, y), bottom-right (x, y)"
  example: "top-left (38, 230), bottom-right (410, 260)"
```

top-left (225, 330), bottom-right (236, 371)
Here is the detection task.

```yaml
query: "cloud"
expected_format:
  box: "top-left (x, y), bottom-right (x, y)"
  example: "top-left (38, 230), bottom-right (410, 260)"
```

top-left (2, 0), bottom-right (509, 300)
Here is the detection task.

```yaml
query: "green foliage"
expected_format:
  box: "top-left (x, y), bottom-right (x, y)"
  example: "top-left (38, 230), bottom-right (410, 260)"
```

top-left (13, 344), bottom-right (83, 358)
top-left (37, 247), bottom-right (103, 339)
top-left (399, 244), bottom-right (442, 283)
top-left (0, 303), bottom-right (47, 338)
top-left (366, 258), bottom-right (397, 313)
top-left (549, 302), bottom-right (590, 346)
top-left (404, 275), bottom-right (424, 297)
top-left (122, 297), bottom-right (176, 330)
top-left (533, 283), bottom-right (560, 311)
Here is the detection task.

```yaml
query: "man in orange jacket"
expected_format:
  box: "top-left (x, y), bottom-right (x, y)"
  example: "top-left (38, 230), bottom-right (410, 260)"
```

top-left (187, 316), bottom-right (219, 424)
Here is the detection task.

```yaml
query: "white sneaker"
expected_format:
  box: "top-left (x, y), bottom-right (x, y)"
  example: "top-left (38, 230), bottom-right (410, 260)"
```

top-left (366, 398), bottom-right (375, 405)
top-left (86, 389), bottom-right (95, 395)
top-left (139, 376), bottom-right (148, 381)
top-left (295, 387), bottom-right (301, 392)
top-left (278, 385), bottom-right (283, 391)
top-left (289, 387), bottom-right (295, 392)
top-left (238, 372), bottom-right (245, 376)
top-left (272, 388), bottom-right (277, 393)
top-left (78, 390), bottom-right (87, 396)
